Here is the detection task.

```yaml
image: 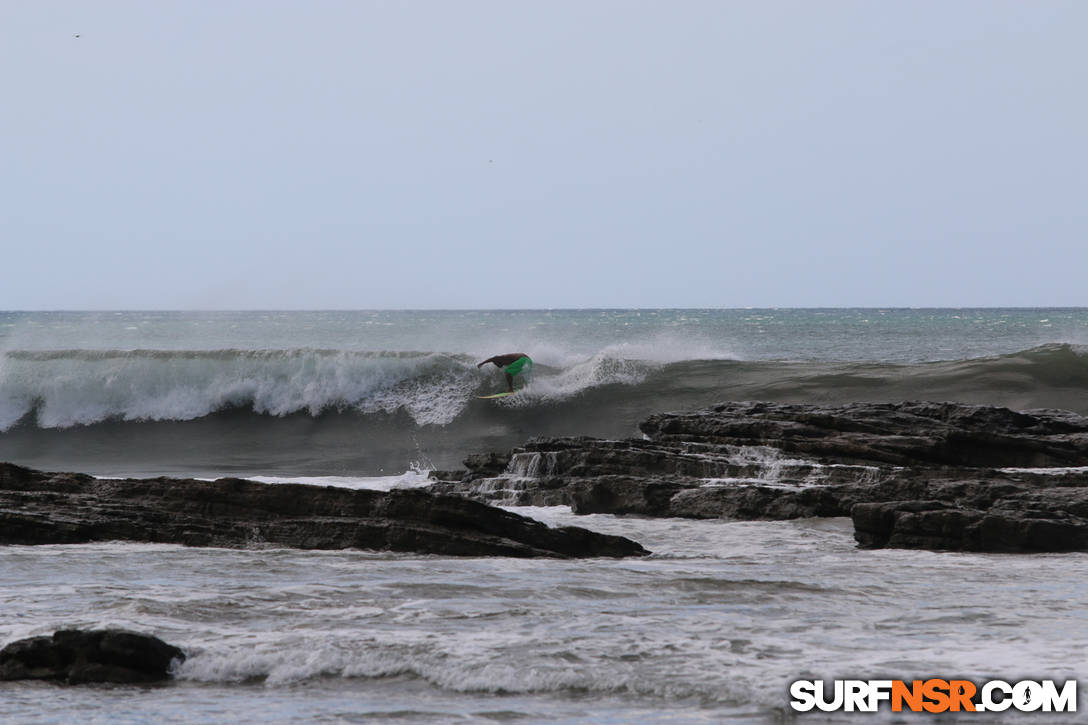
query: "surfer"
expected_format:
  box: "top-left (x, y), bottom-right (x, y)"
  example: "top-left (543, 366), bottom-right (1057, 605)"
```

top-left (477, 353), bottom-right (532, 393)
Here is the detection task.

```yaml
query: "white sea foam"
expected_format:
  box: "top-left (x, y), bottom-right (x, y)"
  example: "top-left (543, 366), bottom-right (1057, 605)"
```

top-left (243, 469), bottom-right (433, 491)
top-left (466, 328), bottom-right (739, 370)
top-left (513, 352), bottom-right (650, 403)
top-left (174, 631), bottom-right (763, 703)
top-left (0, 341), bottom-right (729, 431)
top-left (0, 349), bottom-right (480, 430)
top-left (4, 518), bottom-right (1087, 723)
top-left (1000, 466), bottom-right (1088, 475)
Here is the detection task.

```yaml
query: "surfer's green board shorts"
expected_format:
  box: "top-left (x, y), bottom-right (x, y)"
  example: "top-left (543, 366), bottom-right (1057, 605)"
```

top-left (504, 356), bottom-right (532, 377)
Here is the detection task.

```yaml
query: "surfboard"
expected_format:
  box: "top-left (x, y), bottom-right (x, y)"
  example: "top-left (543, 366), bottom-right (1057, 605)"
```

top-left (477, 391), bottom-right (516, 399)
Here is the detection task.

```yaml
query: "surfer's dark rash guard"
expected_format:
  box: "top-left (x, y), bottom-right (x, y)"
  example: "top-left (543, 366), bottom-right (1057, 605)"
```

top-left (503, 356), bottom-right (532, 377)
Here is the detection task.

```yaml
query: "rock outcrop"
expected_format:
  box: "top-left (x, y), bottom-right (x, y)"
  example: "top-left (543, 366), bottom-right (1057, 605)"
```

top-left (427, 402), bottom-right (1088, 553)
top-left (0, 630), bottom-right (184, 684)
top-left (6, 402), bottom-right (1084, 554)
top-left (640, 401), bottom-right (1088, 468)
top-left (852, 487), bottom-right (1088, 552)
top-left (0, 463), bottom-right (648, 558)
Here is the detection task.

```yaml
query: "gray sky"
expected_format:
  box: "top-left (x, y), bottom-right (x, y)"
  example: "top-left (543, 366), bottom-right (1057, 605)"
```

top-left (2, 1), bottom-right (1085, 309)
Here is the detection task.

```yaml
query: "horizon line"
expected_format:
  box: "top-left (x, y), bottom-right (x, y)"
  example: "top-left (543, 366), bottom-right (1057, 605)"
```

top-left (2, 306), bottom-right (1087, 314)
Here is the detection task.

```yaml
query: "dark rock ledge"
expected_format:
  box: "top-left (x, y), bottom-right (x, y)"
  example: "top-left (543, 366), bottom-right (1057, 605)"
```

top-left (0, 629), bottom-right (184, 684)
top-left (0, 463), bottom-right (648, 558)
top-left (427, 402), bottom-right (1088, 553)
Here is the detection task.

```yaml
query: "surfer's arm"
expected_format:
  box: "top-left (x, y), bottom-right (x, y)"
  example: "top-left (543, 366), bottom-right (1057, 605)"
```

top-left (478, 354), bottom-right (514, 368)
top-left (478, 353), bottom-right (527, 369)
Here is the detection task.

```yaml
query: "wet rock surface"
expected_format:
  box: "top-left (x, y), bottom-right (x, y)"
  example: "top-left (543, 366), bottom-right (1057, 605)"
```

top-left (0, 463), bottom-right (648, 558)
top-left (641, 401), bottom-right (1088, 467)
top-left (0, 629), bottom-right (185, 684)
top-left (427, 402), bottom-right (1088, 553)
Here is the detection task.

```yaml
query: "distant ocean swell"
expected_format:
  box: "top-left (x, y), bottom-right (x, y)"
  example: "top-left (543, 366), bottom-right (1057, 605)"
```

top-left (2, 343), bottom-right (1088, 434)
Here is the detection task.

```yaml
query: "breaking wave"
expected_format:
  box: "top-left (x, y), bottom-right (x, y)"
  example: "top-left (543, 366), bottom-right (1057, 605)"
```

top-left (0, 349), bottom-right (483, 431)
top-left (2, 344), bottom-right (1088, 434)
top-left (3, 343), bottom-right (1087, 477)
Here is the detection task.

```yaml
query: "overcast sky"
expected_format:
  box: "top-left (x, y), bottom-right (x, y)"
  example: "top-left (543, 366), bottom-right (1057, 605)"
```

top-left (2, 1), bottom-right (1085, 309)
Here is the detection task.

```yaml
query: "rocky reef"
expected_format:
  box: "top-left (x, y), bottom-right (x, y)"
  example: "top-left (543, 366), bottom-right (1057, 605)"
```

top-left (427, 402), bottom-right (1088, 553)
top-left (0, 629), bottom-right (184, 684)
top-left (0, 463), bottom-right (648, 558)
top-left (4, 402), bottom-right (1085, 555)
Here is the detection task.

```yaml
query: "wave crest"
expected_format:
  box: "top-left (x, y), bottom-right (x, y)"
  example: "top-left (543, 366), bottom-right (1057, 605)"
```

top-left (0, 349), bottom-right (481, 430)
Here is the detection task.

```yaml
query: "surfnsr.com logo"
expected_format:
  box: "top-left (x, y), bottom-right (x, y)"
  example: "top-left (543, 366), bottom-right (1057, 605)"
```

top-left (789, 679), bottom-right (1077, 713)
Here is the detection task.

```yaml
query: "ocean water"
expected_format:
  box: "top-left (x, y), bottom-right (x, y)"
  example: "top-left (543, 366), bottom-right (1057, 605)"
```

top-left (3, 309), bottom-right (1088, 478)
top-left (1, 309), bottom-right (1087, 723)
